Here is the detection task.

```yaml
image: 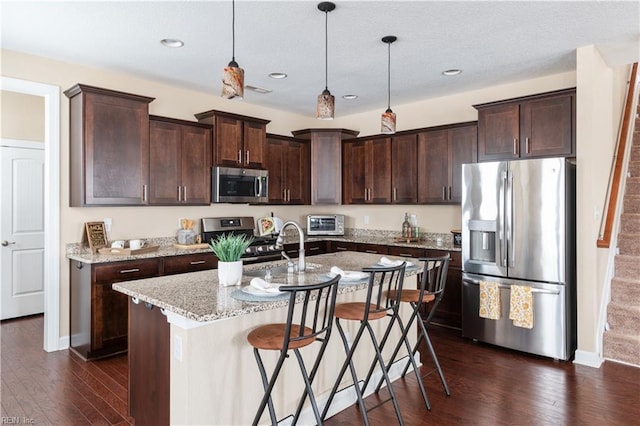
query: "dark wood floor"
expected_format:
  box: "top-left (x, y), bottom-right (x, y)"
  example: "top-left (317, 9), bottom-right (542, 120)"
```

top-left (2, 315), bottom-right (639, 425)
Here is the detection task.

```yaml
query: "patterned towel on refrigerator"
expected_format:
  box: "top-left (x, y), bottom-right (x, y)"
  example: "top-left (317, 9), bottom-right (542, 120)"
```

top-left (509, 285), bottom-right (534, 329)
top-left (479, 281), bottom-right (501, 320)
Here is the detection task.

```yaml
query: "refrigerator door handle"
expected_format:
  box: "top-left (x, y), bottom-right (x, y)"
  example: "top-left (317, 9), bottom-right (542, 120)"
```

top-left (463, 278), bottom-right (561, 295)
top-left (506, 170), bottom-right (514, 268)
top-left (500, 170), bottom-right (508, 267)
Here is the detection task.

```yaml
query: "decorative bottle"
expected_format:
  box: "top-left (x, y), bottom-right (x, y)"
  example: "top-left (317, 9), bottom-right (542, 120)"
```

top-left (402, 213), bottom-right (411, 238)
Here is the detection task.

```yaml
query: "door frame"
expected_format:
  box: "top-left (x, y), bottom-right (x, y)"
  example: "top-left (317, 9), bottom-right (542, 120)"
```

top-left (2, 76), bottom-right (61, 352)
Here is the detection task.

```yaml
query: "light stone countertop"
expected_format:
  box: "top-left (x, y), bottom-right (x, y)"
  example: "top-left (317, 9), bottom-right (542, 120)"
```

top-left (112, 251), bottom-right (422, 323)
top-left (66, 230), bottom-right (460, 264)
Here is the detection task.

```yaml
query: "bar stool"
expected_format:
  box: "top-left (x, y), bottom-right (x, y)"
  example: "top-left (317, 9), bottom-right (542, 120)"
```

top-left (321, 263), bottom-right (407, 426)
top-left (247, 275), bottom-right (340, 426)
top-left (380, 255), bottom-right (451, 411)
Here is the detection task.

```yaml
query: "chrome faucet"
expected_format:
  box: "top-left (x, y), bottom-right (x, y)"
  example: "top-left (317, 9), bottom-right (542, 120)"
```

top-left (276, 220), bottom-right (306, 272)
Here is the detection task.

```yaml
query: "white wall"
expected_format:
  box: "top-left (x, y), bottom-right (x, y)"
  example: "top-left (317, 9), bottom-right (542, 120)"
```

top-left (1, 47), bottom-right (628, 357)
top-left (1, 90), bottom-right (45, 141)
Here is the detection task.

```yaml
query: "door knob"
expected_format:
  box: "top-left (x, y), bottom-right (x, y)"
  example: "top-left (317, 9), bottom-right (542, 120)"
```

top-left (1, 240), bottom-right (16, 247)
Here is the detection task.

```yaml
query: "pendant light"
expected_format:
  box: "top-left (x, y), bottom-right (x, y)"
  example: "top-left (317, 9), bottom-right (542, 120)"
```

top-left (221, 0), bottom-right (244, 99)
top-left (381, 35), bottom-right (397, 134)
top-left (317, 2), bottom-right (336, 120)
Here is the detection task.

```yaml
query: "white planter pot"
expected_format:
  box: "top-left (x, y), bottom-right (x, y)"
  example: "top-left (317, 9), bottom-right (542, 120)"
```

top-left (217, 260), bottom-right (243, 287)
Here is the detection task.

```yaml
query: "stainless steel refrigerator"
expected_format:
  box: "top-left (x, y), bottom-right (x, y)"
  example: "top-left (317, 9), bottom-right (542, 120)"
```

top-left (461, 157), bottom-right (576, 360)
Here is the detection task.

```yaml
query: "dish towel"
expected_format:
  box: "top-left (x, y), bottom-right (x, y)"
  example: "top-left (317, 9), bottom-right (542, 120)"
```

top-left (379, 257), bottom-right (413, 268)
top-left (479, 281), bottom-right (501, 320)
top-left (330, 266), bottom-right (369, 281)
top-left (509, 285), bottom-right (534, 329)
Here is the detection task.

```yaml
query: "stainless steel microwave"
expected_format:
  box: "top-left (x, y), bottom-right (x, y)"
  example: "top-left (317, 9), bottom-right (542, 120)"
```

top-left (212, 166), bottom-right (268, 203)
top-left (307, 214), bottom-right (345, 236)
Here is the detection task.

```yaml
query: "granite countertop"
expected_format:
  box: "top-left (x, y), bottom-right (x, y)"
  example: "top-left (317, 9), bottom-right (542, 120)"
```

top-left (112, 251), bottom-right (422, 323)
top-left (66, 230), bottom-right (460, 264)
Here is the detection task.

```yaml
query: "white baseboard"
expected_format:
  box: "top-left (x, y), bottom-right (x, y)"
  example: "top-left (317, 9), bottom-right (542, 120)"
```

top-left (58, 334), bottom-right (70, 350)
top-left (573, 349), bottom-right (603, 368)
top-left (281, 352), bottom-right (421, 425)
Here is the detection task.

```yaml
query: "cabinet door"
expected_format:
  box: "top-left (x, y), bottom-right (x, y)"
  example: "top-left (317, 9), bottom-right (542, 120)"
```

top-left (305, 240), bottom-right (327, 256)
top-left (83, 92), bottom-right (150, 205)
top-left (310, 131), bottom-right (343, 204)
top-left (418, 130), bottom-right (449, 203)
top-left (449, 124), bottom-right (478, 203)
top-left (266, 137), bottom-right (287, 204)
top-left (92, 281), bottom-right (129, 355)
top-left (521, 94), bottom-right (573, 158)
top-left (243, 120), bottom-right (267, 168)
top-left (180, 125), bottom-right (211, 205)
top-left (343, 140), bottom-right (368, 204)
top-left (477, 103), bottom-right (520, 161)
top-left (284, 140), bottom-right (310, 204)
top-left (369, 138), bottom-right (392, 203)
top-left (214, 115), bottom-right (243, 167)
top-left (149, 119), bottom-right (181, 204)
top-left (391, 134), bottom-right (417, 204)
top-left (425, 250), bottom-right (462, 329)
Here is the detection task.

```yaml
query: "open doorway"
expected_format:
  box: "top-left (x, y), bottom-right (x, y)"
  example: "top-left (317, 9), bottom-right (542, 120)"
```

top-left (1, 76), bottom-right (61, 352)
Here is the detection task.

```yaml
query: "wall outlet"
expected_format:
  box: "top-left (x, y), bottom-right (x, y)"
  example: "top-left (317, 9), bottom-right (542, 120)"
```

top-left (178, 218), bottom-right (184, 229)
top-left (103, 218), bottom-right (112, 232)
top-left (364, 215), bottom-right (370, 225)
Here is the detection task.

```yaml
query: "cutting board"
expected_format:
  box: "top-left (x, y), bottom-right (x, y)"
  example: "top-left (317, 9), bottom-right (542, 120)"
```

top-left (173, 243), bottom-right (209, 250)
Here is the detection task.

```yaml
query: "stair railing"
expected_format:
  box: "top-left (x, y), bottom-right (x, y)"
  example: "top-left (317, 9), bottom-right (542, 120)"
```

top-left (597, 63), bottom-right (639, 248)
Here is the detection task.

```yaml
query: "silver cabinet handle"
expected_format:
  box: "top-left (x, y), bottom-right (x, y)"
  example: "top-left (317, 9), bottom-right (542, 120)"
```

top-left (183, 186), bottom-right (187, 202)
top-left (119, 268), bottom-right (140, 274)
top-left (442, 186), bottom-right (446, 201)
top-left (365, 250), bottom-right (378, 254)
top-left (177, 186), bottom-right (182, 201)
top-left (525, 137), bottom-right (530, 154)
top-left (336, 247), bottom-right (348, 251)
top-left (245, 150), bottom-right (250, 165)
top-left (309, 246), bottom-right (321, 252)
top-left (513, 138), bottom-right (518, 155)
top-left (448, 186), bottom-right (452, 200)
top-left (287, 189), bottom-right (291, 202)
top-left (1, 240), bottom-right (16, 247)
top-left (142, 184), bottom-right (148, 202)
top-left (190, 260), bottom-right (206, 265)
top-left (238, 150), bottom-right (242, 164)
top-left (283, 189), bottom-right (287, 201)
top-left (393, 187), bottom-right (397, 201)
top-left (398, 253), bottom-right (413, 257)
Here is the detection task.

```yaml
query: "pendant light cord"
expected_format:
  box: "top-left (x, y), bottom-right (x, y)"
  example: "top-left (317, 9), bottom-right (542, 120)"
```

top-left (324, 9), bottom-right (329, 91)
top-left (232, 0), bottom-right (236, 62)
top-left (387, 40), bottom-right (391, 109)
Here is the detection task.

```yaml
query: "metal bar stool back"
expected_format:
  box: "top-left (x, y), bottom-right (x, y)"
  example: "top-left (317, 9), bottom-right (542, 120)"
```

top-left (380, 254), bottom-right (451, 412)
top-left (321, 262), bottom-right (407, 426)
top-left (247, 275), bottom-right (340, 426)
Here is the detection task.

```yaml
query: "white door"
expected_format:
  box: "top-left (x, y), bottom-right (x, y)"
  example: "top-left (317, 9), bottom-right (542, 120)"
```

top-left (1, 143), bottom-right (45, 320)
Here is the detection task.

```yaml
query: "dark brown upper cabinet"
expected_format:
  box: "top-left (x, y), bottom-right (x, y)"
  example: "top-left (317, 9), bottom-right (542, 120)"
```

top-left (292, 129), bottom-right (359, 205)
top-left (265, 134), bottom-right (310, 205)
top-left (418, 122), bottom-right (477, 204)
top-left (475, 88), bottom-right (575, 162)
top-left (148, 116), bottom-right (212, 205)
top-left (343, 137), bottom-right (392, 204)
top-left (65, 84), bottom-right (155, 206)
top-left (391, 134), bottom-right (418, 204)
top-left (195, 109), bottom-right (270, 169)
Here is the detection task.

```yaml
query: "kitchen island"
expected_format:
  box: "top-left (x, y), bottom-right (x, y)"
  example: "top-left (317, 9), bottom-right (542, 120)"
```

top-left (113, 251), bottom-right (421, 425)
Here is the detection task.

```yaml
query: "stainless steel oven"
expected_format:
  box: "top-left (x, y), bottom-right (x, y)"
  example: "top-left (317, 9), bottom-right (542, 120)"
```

top-left (212, 166), bottom-right (268, 203)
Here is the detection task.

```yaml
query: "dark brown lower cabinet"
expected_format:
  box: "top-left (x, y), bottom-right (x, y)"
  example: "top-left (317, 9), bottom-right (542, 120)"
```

top-left (356, 243), bottom-right (389, 255)
top-left (128, 299), bottom-right (170, 426)
top-left (425, 249), bottom-right (462, 329)
top-left (327, 241), bottom-right (357, 253)
top-left (70, 259), bottom-right (161, 360)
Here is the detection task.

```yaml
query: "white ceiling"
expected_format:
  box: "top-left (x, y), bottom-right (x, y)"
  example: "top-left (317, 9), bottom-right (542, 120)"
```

top-left (2, 1), bottom-right (639, 117)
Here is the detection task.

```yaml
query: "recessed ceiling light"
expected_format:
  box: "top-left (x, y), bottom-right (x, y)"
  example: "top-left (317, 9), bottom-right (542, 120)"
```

top-left (268, 72), bottom-right (288, 79)
top-left (245, 85), bottom-right (272, 94)
top-left (160, 38), bottom-right (184, 48)
top-left (442, 69), bottom-right (462, 76)
top-left (342, 94), bottom-right (358, 100)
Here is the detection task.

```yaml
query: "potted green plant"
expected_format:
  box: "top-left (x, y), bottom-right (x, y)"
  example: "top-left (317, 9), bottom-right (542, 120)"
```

top-left (208, 233), bottom-right (253, 286)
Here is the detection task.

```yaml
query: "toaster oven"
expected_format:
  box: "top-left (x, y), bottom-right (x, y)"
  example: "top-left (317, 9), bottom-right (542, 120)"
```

top-left (306, 214), bottom-right (345, 236)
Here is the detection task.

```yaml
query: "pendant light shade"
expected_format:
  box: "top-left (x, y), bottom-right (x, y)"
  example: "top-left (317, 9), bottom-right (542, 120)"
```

top-left (381, 35), bottom-right (397, 134)
top-left (221, 0), bottom-right (244, 99)
top-left (317, 2), bottom-right (336, 120)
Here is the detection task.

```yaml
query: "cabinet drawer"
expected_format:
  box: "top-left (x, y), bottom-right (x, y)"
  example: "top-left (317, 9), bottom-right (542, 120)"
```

top-left (329, 241), bottom-right (357, 252)
top-left (387, 246), bottom-right (426, 259)
top-left (426, 249), bottom-right (462, 268)
top-left (93, 259), bottom-right (161, 283)
top-left (356, 243), bottom-right (389, 255)
top-left (163, 253), bottom-right (217, 275)
top-left (305, 241), bottom-right (327, 256)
